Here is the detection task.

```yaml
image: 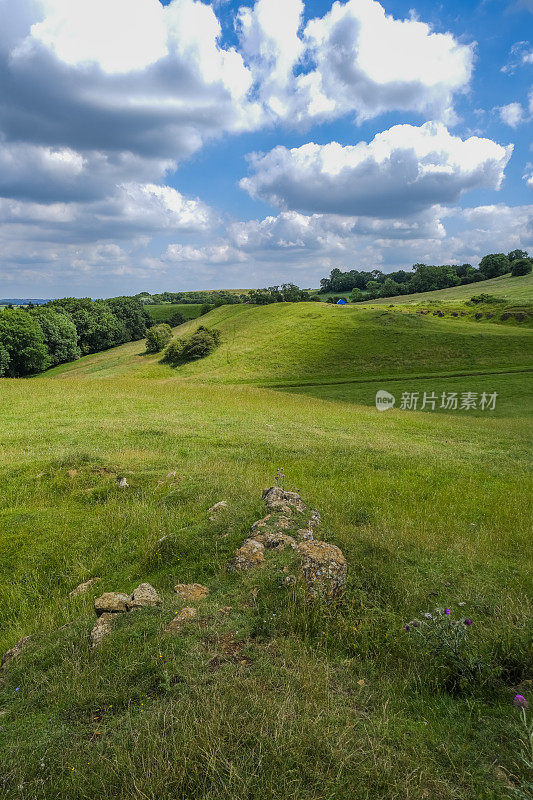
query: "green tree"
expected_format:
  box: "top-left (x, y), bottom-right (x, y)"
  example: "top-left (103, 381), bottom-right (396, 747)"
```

top-left (508, 249), bottom-right (528, 262)
top-left (0, 309), bottom-right (50, 376)
top-left (349, 288), bottom-right (364, 303)
top-left (145, 324), bottom-right (173, 353)
top-left (48, 298), bottom-right (128, 354)
top-left (0, 343), bottom-right (10, 376)
top-left (478, 253), bottom-right (510, 279)
top-left (30, 307), bottom-right (80, 366)
top-left (510, 258), bottom-right (533, 277)
top-left (410, 264), bottom-right (460, 292)
top-left (105, 296), bottom-right (151, 340)
top-left (378, 278), bottom-right (402, 297)
top-left (169, 310), bottom-right (186, 326)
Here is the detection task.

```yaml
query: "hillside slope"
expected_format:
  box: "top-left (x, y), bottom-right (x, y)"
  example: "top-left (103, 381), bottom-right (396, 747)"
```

top-left (46, 302), bottom-right (533, 386)
top-left (370, 271), bottom-right (533, 304)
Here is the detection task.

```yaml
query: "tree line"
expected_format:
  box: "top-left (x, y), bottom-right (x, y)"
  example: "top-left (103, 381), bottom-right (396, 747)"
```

top-left (319, 251), bottom-right (532, 301)
top-left (0, 296), bottom-right (151, 378)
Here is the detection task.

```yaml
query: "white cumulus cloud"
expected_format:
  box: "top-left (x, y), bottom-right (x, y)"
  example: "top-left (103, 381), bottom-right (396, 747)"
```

top-left (240, 122), bottom-right (513, 217)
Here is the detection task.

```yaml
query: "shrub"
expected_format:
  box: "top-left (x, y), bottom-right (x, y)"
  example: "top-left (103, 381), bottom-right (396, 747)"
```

top-left (163, 326), bottom-right (221, 366)
top-left (169, 310), bottom-right (185, 326)
top-left (145, 324), bottom-right (173, 353)
top-left (511, 258), bottom-right (533, 277)
top-left (469, 294), bottom-right (506, 304)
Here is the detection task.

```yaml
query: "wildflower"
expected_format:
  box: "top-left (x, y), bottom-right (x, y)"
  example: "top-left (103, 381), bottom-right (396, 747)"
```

top-left (445, 609), bottom-right (451, 615)
top-left (423, 612), bottom-right (432, 619)
top-left (411, 619), bottom-right (420, 628)
top-left (514, 694), bottom-right (529, 710)
top-left (463, 618), bottom-right (472, 626)
top-left (404, 624), bottom-right (410, 631)
top-left (458, 602), bottom-right (466, 607)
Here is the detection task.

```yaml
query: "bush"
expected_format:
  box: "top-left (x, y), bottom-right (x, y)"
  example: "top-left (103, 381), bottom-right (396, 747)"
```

top-left (169, 310), bottom-right (186, 326)
top-left (469, 294), bottom-right (506, 304)
top-left (145, 324), bottom-right (172, 353)
top-left (511, 258), bottom-right (533, 277)
top-left (163, 326), bottom-right (221, 366)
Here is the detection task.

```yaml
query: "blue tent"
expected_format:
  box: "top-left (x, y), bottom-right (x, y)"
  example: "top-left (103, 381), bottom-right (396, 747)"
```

top-left (336, 298), bottom-right (346, 305)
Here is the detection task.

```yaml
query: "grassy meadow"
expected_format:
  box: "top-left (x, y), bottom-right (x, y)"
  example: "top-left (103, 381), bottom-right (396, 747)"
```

top-left (0, 295), bottom-right (532, 799)
top-left (146, 303), bottom-right (205, 324)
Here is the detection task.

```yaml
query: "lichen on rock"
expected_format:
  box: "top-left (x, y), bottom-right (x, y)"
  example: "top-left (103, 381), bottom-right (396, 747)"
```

top-left (174, 583), bottom-right (209, 602)
top-left (94, 592), bottom-right (130, 616)
top-left (297, 540), bottom-right (347, 599)
top-left (127, 583), bottom-right (162, 611)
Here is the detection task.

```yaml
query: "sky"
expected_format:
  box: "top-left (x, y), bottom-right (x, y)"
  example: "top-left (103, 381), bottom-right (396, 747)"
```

top-left (0, 0), bottom-right (532, 297)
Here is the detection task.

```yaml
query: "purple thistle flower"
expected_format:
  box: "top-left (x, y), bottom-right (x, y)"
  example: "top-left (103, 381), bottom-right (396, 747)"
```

top-left (404, 624), bottom-right (410, 632)
top-left (445, 609), bottom-right (451, 615)
top-left (514, 694), bottom-right (529, 710)
top-left (411, 619), bottom-right (420, 628)
top-left (463, 618), bottom-right (472, 626)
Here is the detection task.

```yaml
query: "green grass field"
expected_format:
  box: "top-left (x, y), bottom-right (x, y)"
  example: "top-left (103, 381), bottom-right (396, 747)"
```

top-left (0, 296), bottom-right (532, 799)
top-left (146, 303), bottom-right (205, 324)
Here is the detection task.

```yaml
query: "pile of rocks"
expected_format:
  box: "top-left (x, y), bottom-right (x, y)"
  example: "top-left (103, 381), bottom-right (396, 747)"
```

top-left (91, 583), bottom-right (161, 647)
top-left (229, 487), bottom-right (347, 599)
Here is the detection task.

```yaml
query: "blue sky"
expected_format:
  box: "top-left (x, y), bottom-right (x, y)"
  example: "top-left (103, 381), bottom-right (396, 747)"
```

top-left (0, 0), bottom-right (531, 295)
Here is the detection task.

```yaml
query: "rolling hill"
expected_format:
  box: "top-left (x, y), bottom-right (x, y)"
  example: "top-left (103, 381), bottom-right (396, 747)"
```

top-left (0, 296), bottom-right (531, 799)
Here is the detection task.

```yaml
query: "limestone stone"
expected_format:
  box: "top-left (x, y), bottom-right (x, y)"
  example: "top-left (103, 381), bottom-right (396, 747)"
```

top-left (90, 613), bottom-right (115, 647)
top-left (1, 636), bottom-right (31, 668)
top-left (297, 540), bottom-right (347, 599)
top-left (228, 539), bottom-right (265, 571)
top-left (165, 606), bottom-right (197, 633)
top-left (69, 577), bottom-right (100, 598)
top-left (127, 583), bottom-right (162, 611)
top-left (94, 592), bottom-right (130, 616)
top-left (174, 583), bottom-right (210, 602)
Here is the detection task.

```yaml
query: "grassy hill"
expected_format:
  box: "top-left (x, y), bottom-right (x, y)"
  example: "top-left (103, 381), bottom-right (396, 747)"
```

top-left (0, 299), bottom-right (531, 799)
top-left (47, 302), bottom-right (532, 386)
top-left (314, 272), bottom-right (533, 304)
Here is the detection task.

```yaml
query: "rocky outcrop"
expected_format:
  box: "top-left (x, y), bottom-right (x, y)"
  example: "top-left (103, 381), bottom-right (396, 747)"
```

top-left (1, 636), bottom-right (31, 669)
top-left (69, 577), bottom-right (100, 597)
top-left (174, 584), bottom-right (210, 602)
top-left (297, 540), bottom-right (347, 599)
top-left (127, 583), bottom-right (162, 611)
top-left (229, 539), bottom-right (265, 571)
top-left (229, 487), bottom-right (346, 599)
top-left (251, 532), bottom-right (297, 551)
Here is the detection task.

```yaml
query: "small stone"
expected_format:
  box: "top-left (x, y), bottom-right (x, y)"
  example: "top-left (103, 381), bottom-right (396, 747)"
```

top-left (250, 514), bottom-right (272, 531)
top-left (165, 607), bottom-right (197, 633)
top-left (90, 613), bottom-right (115, 647)
top-left (262, 487), bottom-right (307, 513)
top-left (174, 583), bottom-right (210, 602)
top-left (297, 540), bottom-right (347, 599)
top-left (228, 539), bottom-right (265, 571)
top-left (117, 477), bottom-right (129, 488)
top-left (127, 583), bottom-right (162, 611)
top-left (297, 528), bottom-right (314, 541)
top-left (1, 636), bottom-right (31, 669)
top-left (69, 577), bottom-right (100, 598)
top-left (94, 592), bottom-right (130, 616)
top-left (207, 501), bottom-right (227, 516)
